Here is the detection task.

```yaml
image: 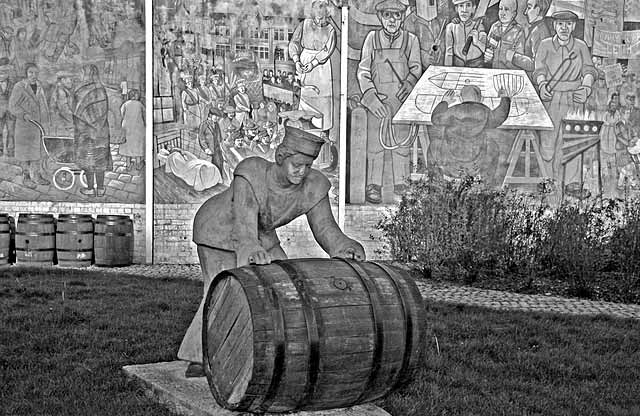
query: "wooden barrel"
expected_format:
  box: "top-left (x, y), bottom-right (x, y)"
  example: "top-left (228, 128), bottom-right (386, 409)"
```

top-left (94, 215), bottom-right (133, 267)
top-left (15, 213), bottom-right (56, 266)
top-left (202, 258), bottom-right (427, 413)
top-left (56, 214), bottom-right (94, 267)
top-left (0, 214), bottom-right (13, 266)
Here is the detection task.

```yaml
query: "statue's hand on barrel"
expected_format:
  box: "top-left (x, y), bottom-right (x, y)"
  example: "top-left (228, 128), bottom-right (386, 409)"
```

top-left (236, 244), bottom-right (272, 267)
top-left (333, 240), bottom-right (366, 261)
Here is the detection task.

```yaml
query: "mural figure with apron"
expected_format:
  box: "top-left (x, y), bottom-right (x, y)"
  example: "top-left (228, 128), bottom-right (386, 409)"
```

top-left (357, 0), bottom-right (422, 204)
top-left (289, 0), bottom-right (337, 132)
top-left (534, 11), bottom-right (596, 197)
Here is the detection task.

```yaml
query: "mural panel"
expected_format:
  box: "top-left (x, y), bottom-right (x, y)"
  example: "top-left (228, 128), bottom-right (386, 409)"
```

top-left (152, 0), bottom-right (341, 204)
top-left (153, 0), bottom-right (640, 206)
top-left (0, 0), bottom-right (145, 202)
top-left (346, 0), bottom-right (640, 204)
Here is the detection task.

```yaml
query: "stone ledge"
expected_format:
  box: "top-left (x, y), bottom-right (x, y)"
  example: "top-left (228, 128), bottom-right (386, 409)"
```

top-left (123, 361), bottom-right (392, 416)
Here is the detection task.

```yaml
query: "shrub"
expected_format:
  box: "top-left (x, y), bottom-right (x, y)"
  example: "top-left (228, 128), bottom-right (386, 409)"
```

top-left (378, 175), bottom-right (640, 302)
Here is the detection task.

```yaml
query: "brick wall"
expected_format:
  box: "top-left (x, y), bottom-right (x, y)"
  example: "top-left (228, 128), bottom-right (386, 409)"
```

top-left (153, 203), bottom-right (393, 264)
top-left (0, 201), bottom-right (392, 265)
top-left (0, 202), bottom-right (146, 264)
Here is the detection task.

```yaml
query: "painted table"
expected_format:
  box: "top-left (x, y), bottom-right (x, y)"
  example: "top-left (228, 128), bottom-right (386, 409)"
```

top-left (393, 66), bottom-right (554, 187)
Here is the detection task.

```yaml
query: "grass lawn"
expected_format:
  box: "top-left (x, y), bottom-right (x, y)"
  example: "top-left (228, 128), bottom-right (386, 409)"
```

top-left (1, 267), bottom-right (639, 416)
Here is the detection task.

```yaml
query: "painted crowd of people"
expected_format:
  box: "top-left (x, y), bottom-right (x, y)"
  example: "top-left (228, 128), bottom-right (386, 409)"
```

top-left (353, 0), bottom-right (640, 201)
top-left (0, 58), bottom-right (144, 196)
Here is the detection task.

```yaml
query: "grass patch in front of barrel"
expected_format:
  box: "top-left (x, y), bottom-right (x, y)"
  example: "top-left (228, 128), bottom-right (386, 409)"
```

top-left (380, 302), bottom-right (640, 416)
top-left (0, 267), bottom-right (201, 416)
top-left (2, 267), bottom-right (640, 415)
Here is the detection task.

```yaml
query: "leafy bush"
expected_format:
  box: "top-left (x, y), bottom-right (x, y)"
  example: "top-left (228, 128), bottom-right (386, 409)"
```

top-left (378, 176), bottom-right (640, 302)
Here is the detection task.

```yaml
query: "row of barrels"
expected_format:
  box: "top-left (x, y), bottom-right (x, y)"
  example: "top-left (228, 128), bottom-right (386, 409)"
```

top-left (0, 213), bottom-right (133, 267)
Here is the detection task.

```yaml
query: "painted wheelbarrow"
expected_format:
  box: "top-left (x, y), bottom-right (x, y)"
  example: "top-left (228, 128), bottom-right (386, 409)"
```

top-left (31, 119), bottom-right (88, 191)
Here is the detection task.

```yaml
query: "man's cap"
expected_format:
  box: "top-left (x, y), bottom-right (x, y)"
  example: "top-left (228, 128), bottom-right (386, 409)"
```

top-left (551, 10), bottom-right (578, 21)
top-left (208, 107), bottom-right (224, 117)
top-left (224, 105), bottom-right (236, 114)
top-left (236, 78), bottom-right (246, 85)
top-left (281, 127), bottom-right (325, 158)
top-left (243, 119), bottom-right (257, 130)
top-left (375, 0), bottom-right (407, 12)
top-left (262, 120), bottom-right (275, 129)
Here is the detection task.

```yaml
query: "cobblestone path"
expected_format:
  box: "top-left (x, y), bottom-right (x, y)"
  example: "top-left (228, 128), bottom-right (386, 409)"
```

top-left (86, 264), bottom-right (640, 320)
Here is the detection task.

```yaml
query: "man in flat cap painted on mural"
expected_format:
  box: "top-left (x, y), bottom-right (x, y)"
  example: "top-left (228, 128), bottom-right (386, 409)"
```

top-left (179, 126), bottom-right (366, 377)
top-left (444, 0), bottom-right (487, 67)
top-left (357, 0), bottom-right (422, 204)
top-left (534, 10), bottom-right (596, 197)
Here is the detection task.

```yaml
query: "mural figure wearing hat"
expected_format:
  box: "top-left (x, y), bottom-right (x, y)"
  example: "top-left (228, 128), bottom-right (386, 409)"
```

top-left (289, 0), bottom-right (337, 133)
top-left (180, 127), bottom-right (366, 377)
top-left (484, 0), bottom-right (524, 69)
top-left (357, 0), bottom-right (422, 204)
top-left (198, 107), bottom-right (225, 178)
top-left (0, 57), bottom-right (15, 158)
top-left (9, 62), bottom-right (51, 189)
top-left (208, 71), bottom-right (226, 104)
top-left (49, 70), bottom-right (75, 137)
top-left (181, 74), bottom-right (201, 129)
top-left (218, 105), bottom-right (240, 136)
top-left (180, 74), bottom-right (200, 130)
top-left (233, 79), bottom-right (251, 127)
top-left (534, 10), bottom-right (596, 198)
top-left (444, 0), bottom-right (487, 67)
top-left (73, 64), bottom-right (111, 197)
top-left (508, 0), bottom-right (551, 76)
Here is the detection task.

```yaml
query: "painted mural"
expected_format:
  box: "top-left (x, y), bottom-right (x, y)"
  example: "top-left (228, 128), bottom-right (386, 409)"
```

top-left (0, 0), bottom-right (145, 203)
top-left (152, 0), bottom-right (341, 204)
top-left (346, 0), bottom-right (640, 204)
top-left (153, 0), bottom-right (640, 206)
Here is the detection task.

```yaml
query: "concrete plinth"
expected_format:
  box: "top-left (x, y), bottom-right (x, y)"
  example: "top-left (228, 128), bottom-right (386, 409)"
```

top-left (123, 361), bottom-right (392, 416)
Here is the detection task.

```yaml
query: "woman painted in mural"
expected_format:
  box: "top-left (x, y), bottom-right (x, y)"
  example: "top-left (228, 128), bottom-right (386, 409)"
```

top-left (73, 64), bottom-right (111, 197)
top-left (119, 88), bottom-right (145, 171)
top-left (289, 0), bottom-right (337, 132)
top-left (181, 73), bottom-right (200, 129)
top-left (49, 70), bottom-right (75, 137)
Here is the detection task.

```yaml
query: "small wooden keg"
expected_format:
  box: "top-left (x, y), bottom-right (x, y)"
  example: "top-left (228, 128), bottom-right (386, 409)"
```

top-left (0, 214), bottom-right (14, 266)
top-left (56, 214), bottom-right (94, 267)
top-left (15, 213), bottom-right (56, 266)
top-left (202, 258), bottom-right (427, 413)
top-left (94, 215), bottom-right (133, 266)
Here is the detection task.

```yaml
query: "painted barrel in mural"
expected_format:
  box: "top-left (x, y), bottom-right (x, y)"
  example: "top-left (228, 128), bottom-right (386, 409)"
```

top-left (15, 214), bottom-right (56, 266)
top-left (94, 215), bottom-right (133, 267)
top-left (202, 258), bottom-right (427, 413)
top-left (56, 214), bottom-right (94, 267)
top-left (0, 214), bottom-right (14, 266)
